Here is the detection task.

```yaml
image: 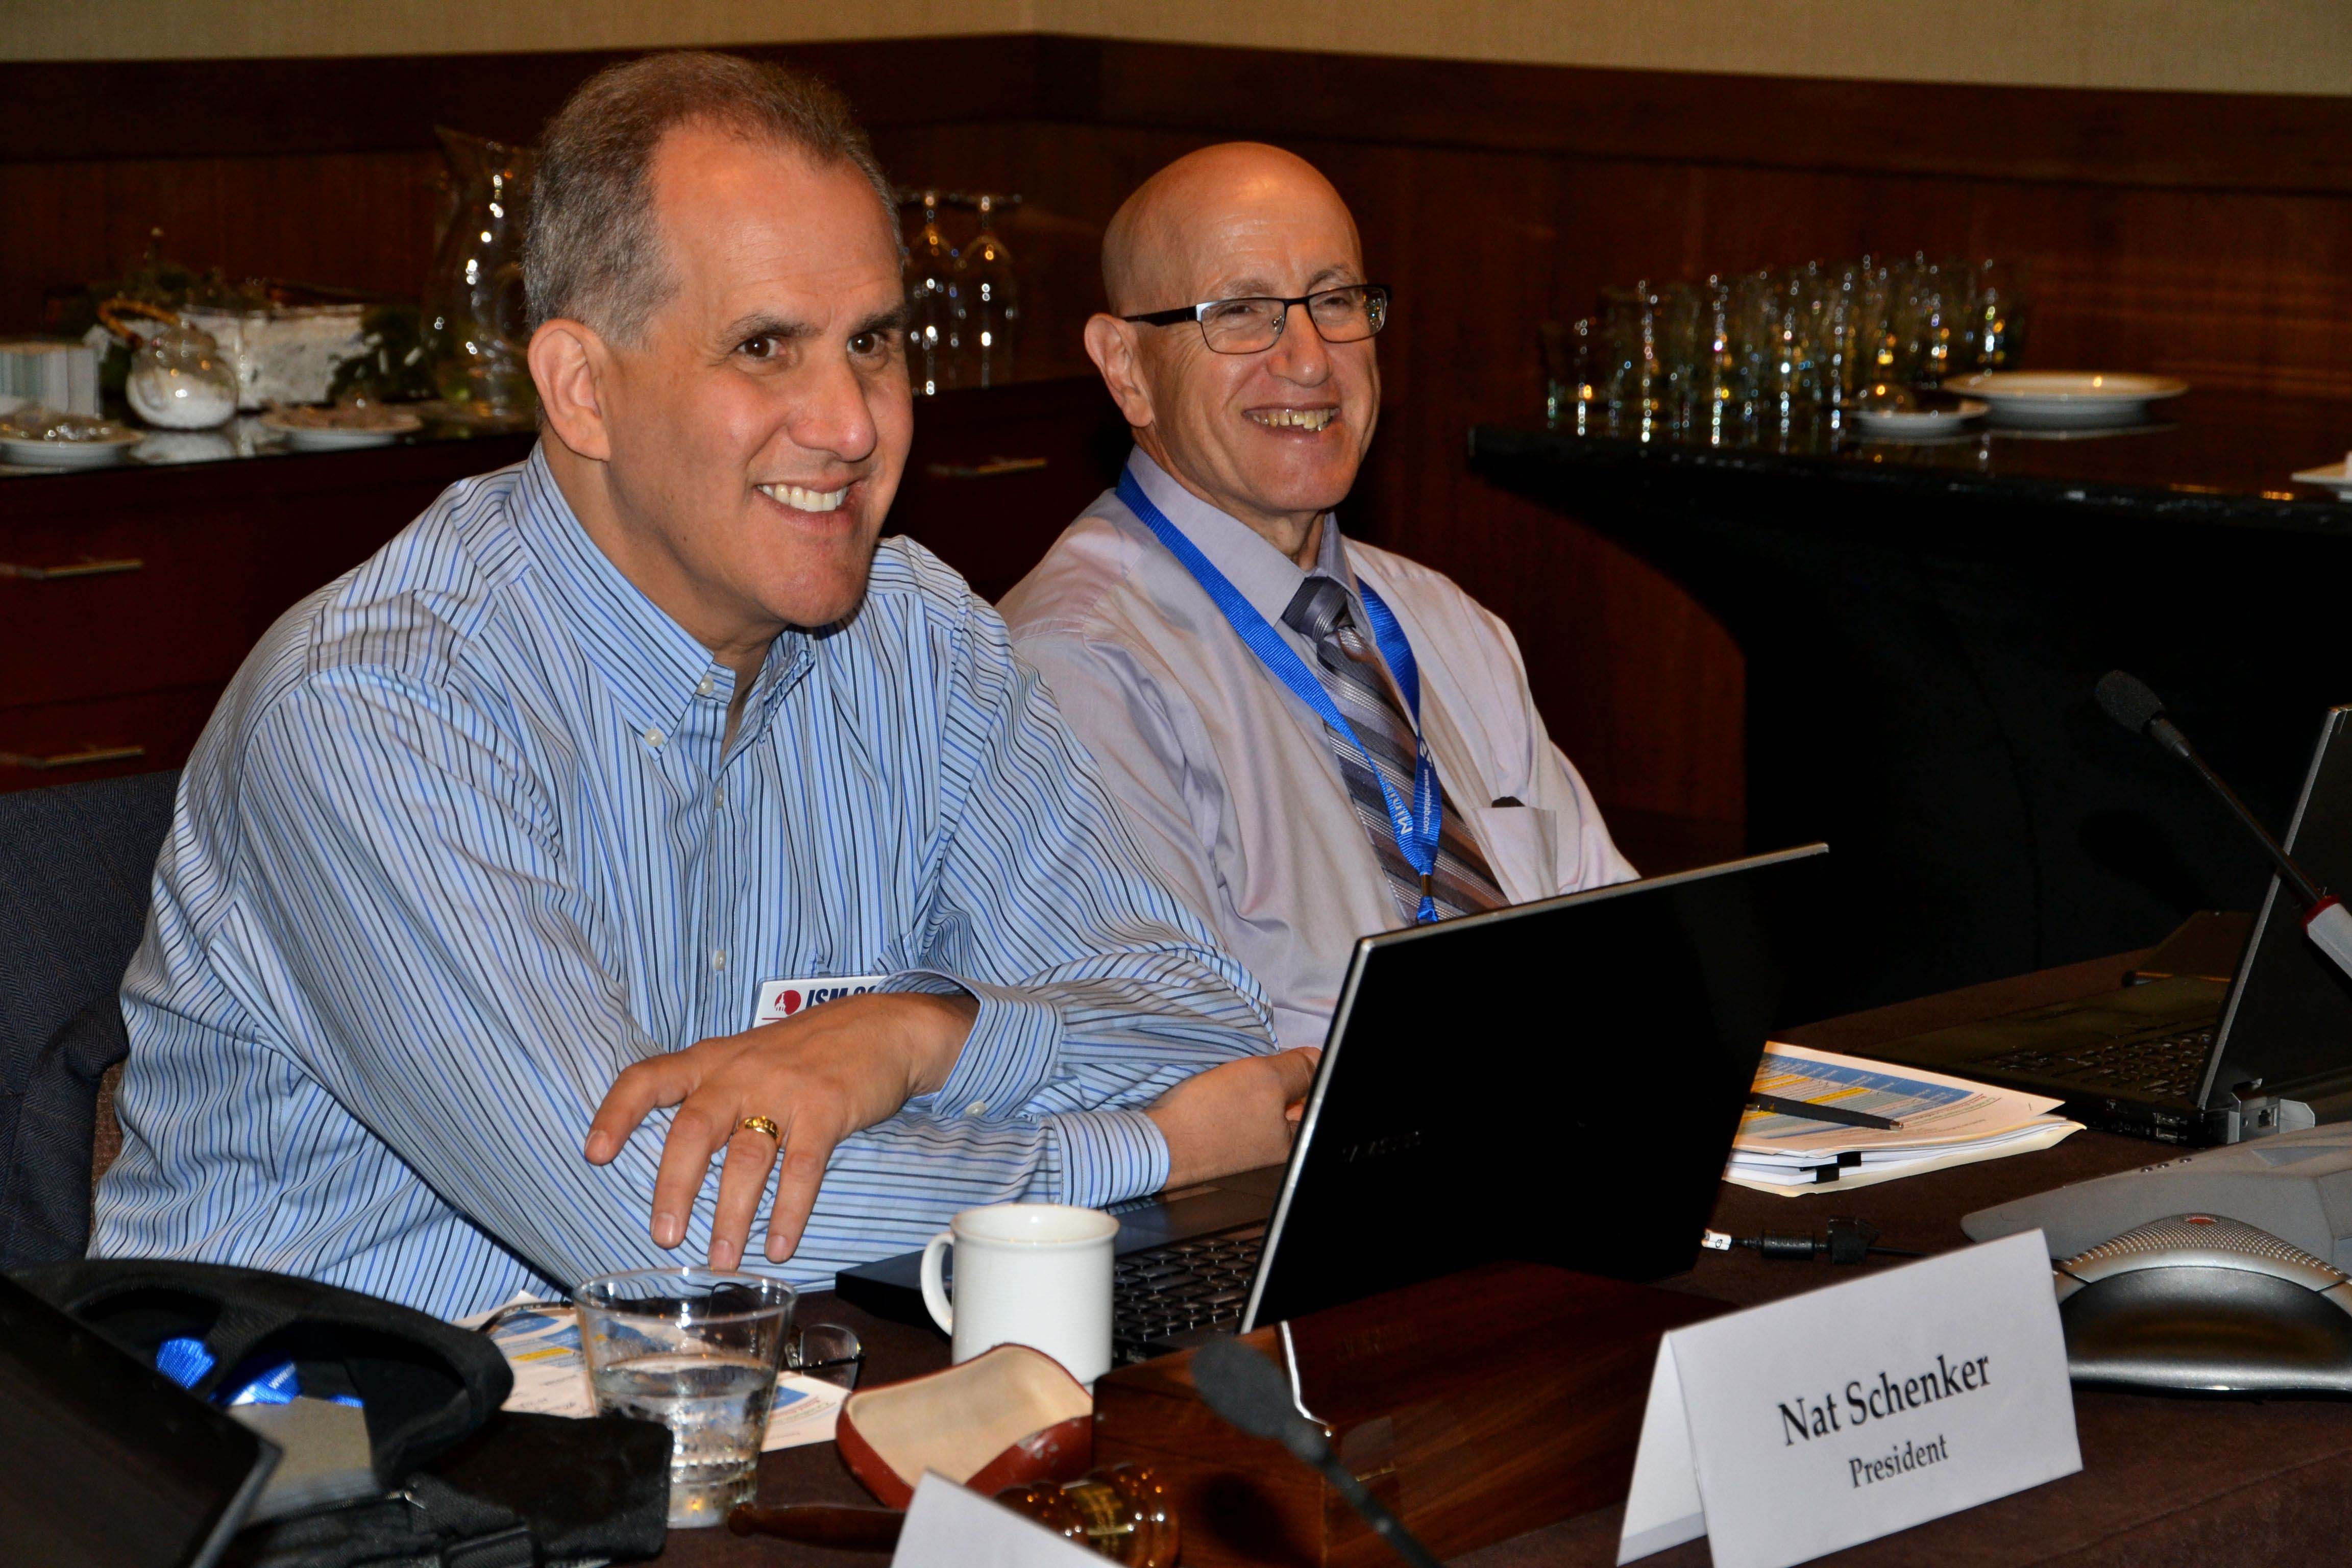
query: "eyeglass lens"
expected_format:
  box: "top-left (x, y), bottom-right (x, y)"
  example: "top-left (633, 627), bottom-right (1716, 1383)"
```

top-left (1200, 286), bottom-right (1387, 353)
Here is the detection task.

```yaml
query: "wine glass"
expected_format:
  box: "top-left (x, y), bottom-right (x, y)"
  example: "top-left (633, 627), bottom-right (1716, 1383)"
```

top-left (902, 189), bottom-right (960, 396)
top-left (950, 192), bottom-right (1021, 388)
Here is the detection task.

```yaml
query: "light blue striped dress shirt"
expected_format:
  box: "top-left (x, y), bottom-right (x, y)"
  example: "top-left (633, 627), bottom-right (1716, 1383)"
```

top-left (90, 447), bottom-right (1274, 1318)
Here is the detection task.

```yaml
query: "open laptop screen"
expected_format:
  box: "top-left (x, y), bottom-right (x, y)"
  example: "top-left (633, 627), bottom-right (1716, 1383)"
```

top-left (0, 1275), bottom-right (276, 1568)
top-left (1244, 844), bottom-right (1825, 1331)
top-left (2205, 707), bottom-right (2352, 1106)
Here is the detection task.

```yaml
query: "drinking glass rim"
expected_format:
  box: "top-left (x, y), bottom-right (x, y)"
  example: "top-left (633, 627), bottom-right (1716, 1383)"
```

top-left (950, 1202), bottom-right (1120, 1245)
top-left (574, 1265), bottom-right (798, 1321)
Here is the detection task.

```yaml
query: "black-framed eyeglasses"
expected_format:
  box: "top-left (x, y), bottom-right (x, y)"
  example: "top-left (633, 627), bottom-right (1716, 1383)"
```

top-left (1122, 283), bottom-right (1391, 355)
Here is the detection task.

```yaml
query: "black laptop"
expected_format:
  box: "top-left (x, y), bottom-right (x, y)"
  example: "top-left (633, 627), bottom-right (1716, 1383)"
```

top-left (0, 1273), bottom-right (278, 1568)
top-left (1868, 705), bottom-right (2352, 1146)
top-left (838, 843), bottom-right (1825, 1363)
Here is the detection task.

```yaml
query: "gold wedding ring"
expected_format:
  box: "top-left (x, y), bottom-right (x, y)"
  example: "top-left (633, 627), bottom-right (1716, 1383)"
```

top-left (738, 1115), bottom-right (782, 1141)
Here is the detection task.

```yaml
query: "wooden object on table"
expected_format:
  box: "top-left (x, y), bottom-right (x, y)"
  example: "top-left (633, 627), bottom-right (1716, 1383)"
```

top-left (1092, 1261), bottom-right (1723, 1568)
top-left (836, 1342), bottom-right (1095, 1509)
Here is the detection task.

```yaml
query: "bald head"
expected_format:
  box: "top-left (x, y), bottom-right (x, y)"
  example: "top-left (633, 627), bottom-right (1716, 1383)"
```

top-left (1101, 142), bottom-right (1362, 316)
top-left (1084, 142), bottom-right (1381, 568)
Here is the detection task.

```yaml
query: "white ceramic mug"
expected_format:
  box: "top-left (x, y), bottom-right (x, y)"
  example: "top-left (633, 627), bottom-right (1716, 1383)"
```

top-left (920, 1202), bottom-right (1118, 1387)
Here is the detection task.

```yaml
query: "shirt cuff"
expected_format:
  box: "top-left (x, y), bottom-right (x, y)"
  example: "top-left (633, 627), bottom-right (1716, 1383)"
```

top-left (888, 970), bottom-right (1063, 1121)
top-left (1038, 1108), bottom-right (1170, 1210)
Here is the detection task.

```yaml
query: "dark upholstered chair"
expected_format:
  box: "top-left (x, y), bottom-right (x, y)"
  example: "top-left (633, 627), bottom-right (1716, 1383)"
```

top-left (0, 770), bottom-right (179, 1269)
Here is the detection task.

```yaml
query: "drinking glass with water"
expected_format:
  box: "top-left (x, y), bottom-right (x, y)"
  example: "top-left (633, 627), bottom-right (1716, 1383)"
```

top-left (576, 1267), bottom-right (797, 1529)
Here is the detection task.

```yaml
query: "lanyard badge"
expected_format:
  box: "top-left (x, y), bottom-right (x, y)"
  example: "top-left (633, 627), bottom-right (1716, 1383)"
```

top-left (1117, 469), bottom-right (1443, 922)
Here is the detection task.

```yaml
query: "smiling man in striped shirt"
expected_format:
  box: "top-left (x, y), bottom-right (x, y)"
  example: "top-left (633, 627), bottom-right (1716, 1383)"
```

top-left (89, 54), bottom-right (1302, 1319)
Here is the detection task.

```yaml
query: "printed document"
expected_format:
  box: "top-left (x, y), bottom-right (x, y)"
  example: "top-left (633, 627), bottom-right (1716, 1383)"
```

top-left (1728, 1044), bottom-right (2079, 1196)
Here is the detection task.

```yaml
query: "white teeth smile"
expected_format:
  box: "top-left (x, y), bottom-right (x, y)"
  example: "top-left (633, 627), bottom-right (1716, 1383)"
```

top-left (1249, 408), bottom-right (1336, 431)
top-left (757, 482), bottom-right (848, 512)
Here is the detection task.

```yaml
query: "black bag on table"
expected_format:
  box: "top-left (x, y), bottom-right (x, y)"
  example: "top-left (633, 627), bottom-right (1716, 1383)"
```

top-left (14, 1259), bottom-right (670, 1567)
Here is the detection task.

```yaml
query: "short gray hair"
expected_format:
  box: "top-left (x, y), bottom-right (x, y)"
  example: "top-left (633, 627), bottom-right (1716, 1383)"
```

top-left (525, 51), bottom-right (899, 342)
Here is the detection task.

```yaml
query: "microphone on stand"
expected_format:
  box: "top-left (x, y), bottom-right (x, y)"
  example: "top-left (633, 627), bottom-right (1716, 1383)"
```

top-left (2096, 670), bottom-right (2352, 980)
top-left (1189, 1336), bottom-right (1444, 1568)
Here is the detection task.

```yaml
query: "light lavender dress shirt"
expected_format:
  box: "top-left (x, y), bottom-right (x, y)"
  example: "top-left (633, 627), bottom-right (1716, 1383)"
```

top-left (1000, 449), bottom-right (1635, 1050)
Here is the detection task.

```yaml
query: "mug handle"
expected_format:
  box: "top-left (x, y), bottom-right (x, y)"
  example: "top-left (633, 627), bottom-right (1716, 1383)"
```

top-left (919, 1230), bottom-right (955, 1334)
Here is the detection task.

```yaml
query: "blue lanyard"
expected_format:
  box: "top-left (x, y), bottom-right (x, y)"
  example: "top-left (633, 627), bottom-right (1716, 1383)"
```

top-left (1117, 469), bottom-right (1443, 922)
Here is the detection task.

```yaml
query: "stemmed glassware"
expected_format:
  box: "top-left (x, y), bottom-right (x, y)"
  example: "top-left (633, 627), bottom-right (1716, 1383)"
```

top-left (1954, 259), bottom-right (2028, 372)
top-left (949, 192), bottom-right (1021, 388)
top-left (901, 188), bottom-right (960, 397)
top-left (1545, 251), bottom-right (2028, 435)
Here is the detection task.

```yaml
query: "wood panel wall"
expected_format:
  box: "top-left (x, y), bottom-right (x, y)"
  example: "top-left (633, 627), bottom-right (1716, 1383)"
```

top-left (11, 36), bottom-right (2352, 837)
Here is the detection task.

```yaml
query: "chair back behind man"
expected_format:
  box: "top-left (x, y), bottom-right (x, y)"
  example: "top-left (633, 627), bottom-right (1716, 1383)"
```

top-left (0, 769), bottom-right (178, 1268)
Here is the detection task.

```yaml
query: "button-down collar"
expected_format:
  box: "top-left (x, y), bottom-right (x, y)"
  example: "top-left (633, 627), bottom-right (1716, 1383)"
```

top-left (511, 445), bottom-right (809, 749)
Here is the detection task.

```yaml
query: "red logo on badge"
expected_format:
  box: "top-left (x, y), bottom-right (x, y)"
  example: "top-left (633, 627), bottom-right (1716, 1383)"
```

top-left (780, 989), bottom-right (803, 1015)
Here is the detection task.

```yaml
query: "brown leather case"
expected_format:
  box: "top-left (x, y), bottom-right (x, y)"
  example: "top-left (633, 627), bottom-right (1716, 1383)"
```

top-left (1092, 1261), bottom-right (1725, 1567)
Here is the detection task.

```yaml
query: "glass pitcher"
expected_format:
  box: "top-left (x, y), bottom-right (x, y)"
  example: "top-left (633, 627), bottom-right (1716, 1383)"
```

top-left (424, 127), bottom-right (538, 421)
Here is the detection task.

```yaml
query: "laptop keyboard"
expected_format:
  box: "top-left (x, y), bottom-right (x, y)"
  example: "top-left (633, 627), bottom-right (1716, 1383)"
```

top-left (1976, 1028), bottom-right (2216, 1101)
top-left (1111, 1226), bottom-right (1266, 1365)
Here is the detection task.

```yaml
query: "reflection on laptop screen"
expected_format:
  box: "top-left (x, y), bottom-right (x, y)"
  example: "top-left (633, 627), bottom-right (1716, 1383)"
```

top-left (1244, 845), bottom-right (1824, 1331)
top-left (2208, 707), bottom-right (2352, 1105)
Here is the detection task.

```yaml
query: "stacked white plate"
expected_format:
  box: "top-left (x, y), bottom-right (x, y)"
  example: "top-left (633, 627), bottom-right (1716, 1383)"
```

top-left (1851, 397), bottom-right (1988, 438)
top-left (2292, 455), bottom-right (2352, 501)
top-left (1943, 371), bottom-right (2188, 428)
top-left (0, 429), bottom-right (141, 467)
top-left (258, 407), bottom-right (423, 451)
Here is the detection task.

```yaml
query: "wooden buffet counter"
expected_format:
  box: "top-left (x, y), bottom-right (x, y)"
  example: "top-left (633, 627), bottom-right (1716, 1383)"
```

top-left (0, 376), bottom-right (1122, 792)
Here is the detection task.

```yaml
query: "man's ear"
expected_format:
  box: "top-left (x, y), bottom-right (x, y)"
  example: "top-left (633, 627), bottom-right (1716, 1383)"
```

top-left (1084, 313), bottom-right (1155, 432)
top-left (529, 318), bottom-right (616, 461)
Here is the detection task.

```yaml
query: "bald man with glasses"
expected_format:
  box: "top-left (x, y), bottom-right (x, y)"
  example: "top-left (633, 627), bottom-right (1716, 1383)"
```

top-left (1001, 143), bottom-right (1633, 1052)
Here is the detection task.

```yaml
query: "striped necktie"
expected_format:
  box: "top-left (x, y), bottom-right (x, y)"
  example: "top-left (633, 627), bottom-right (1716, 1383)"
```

top-left (1282, 575), bottom-right (1507, 922)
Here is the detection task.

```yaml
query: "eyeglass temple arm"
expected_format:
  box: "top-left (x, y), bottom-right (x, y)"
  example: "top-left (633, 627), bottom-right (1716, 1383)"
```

top-left (1120, 305), bottom-right (1203, 325)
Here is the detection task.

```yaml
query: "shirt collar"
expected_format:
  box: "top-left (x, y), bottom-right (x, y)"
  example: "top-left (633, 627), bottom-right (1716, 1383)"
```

top-left (511, 443), bottom-right (806, 743)
top-left (1123, 447), bottom-right (1352, 629)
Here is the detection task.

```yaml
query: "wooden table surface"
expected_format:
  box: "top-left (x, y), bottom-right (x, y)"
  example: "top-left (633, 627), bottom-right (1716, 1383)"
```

top-left (653, 949), bottom-right (2352, 1565)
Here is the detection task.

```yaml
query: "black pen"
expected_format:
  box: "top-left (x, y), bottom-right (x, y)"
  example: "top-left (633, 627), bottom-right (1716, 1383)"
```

top-left (1747, 1091), bottom-right (1902, 1131)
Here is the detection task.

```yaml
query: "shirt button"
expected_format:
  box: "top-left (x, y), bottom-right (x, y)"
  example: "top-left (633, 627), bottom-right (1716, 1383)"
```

top-left (966, 1100), bottom-right (989, 1116)
top-left (711, 949), bottom-right (727, 971)
top-left (697, 674), bottom-right (716, 697)
top-left (643, 726), bottom-right (663, 748)
top-left (714, 785), bottom-right (726, 808)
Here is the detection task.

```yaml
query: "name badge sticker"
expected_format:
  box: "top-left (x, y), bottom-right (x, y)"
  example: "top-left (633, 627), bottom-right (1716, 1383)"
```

top-left (1618, 1229), bottom-right (2079, 1568)
top-left (755, 975), bottom-right (889, 1027)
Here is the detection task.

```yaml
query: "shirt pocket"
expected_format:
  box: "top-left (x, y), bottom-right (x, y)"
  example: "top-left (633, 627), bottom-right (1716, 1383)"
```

top-left (1468, 803), bottom-right (1558, 906)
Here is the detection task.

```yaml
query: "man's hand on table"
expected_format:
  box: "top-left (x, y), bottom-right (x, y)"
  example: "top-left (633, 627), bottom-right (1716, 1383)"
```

top-left (585, 992), bottom-right (981, 1267)
top-left (1146, 1047), bottom-right (1321, 1189)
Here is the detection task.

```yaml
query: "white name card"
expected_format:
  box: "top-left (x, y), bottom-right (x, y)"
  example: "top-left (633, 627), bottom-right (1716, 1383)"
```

top-left (892, 1472), bottom-right (1097, 1568)
top-left (1618, 1229), bottom-right (2080, 1568)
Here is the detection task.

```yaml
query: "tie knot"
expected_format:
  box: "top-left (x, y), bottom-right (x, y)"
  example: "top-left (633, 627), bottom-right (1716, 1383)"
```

top-left (1282, 575), bottom-right (1355, 646)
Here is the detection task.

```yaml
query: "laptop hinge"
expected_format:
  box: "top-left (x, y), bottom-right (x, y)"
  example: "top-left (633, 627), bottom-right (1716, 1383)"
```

top-left (2231, 1093), bottom-right (2316, 1140)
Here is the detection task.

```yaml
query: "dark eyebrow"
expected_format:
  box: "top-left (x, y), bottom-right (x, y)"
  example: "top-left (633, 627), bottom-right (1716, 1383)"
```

top-left (853, 301), bottom-right (913, 337)
top-left (719, 312), bottom-right (817, 347)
